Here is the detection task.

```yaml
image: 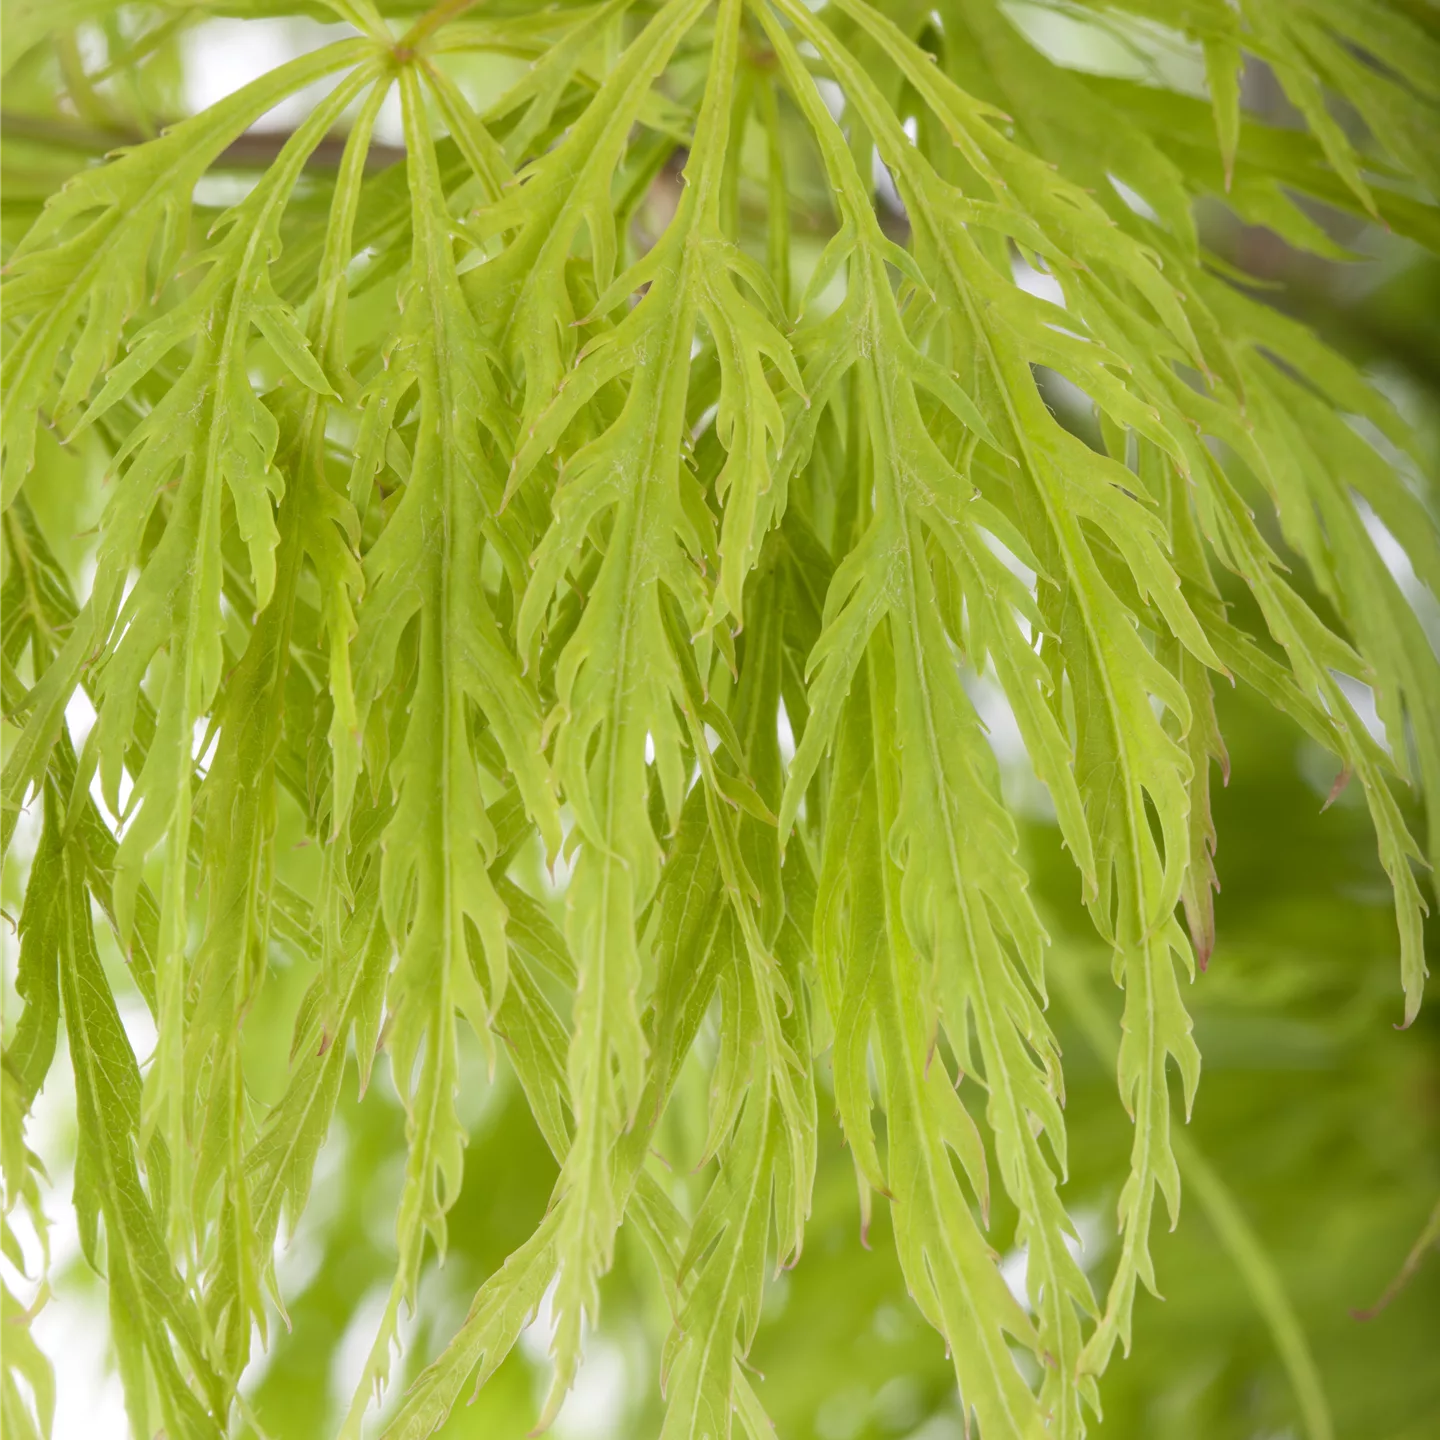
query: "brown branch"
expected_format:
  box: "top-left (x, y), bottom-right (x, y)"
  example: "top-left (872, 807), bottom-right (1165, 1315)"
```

top-left (0, 109), bottom-right (407, 172)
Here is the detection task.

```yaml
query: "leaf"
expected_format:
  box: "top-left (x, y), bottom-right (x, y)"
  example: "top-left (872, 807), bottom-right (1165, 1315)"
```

top-left (56, 801), bottom-right (225, 1438)
top-left (337, 64), bottom-right (560, 1434)
top-left (2, 4), bottom-right (1437, 1436)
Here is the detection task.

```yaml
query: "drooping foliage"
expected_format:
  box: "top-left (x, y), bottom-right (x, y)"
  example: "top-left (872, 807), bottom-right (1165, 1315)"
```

top-left (0, 1), bottom-right (1437, 1437)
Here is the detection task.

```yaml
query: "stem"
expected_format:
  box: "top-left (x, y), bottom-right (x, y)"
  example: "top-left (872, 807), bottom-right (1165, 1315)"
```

top-left (398, 0), bottom-right (481, 55)
top-left (0, 110), bottom-right (406, 170)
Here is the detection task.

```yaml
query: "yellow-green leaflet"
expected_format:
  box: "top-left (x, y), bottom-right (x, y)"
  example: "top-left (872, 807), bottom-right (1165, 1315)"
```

top-left (1, 0), bottom-right (1436, 1437)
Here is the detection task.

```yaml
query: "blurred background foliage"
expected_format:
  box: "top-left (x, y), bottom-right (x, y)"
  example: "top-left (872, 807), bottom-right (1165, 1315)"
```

top-left (1, 3), bottom-right (1437, 1438)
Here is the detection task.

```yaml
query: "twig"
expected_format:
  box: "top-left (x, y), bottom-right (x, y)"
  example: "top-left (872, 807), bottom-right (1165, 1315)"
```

top-left (0, 109), bottom-right (407, 171)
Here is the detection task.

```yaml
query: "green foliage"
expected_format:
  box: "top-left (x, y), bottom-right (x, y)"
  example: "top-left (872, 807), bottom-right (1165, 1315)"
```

top-left (1, 1), bottom-right (1437, 1438)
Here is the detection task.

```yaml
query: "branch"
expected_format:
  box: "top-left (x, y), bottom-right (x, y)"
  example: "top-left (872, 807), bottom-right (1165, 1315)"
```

top-left (0, 109), bottom-right (407, 171)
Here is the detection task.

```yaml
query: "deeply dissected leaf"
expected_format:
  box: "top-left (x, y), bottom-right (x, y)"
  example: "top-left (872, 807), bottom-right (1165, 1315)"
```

top-left (1, 0), bottom-right (1436, 1436)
